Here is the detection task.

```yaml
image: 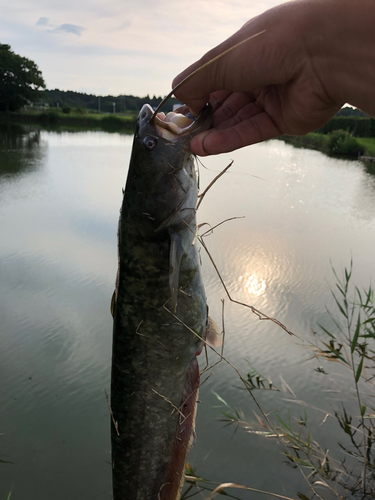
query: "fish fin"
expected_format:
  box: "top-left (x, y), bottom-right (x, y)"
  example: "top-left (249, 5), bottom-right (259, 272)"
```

top-left (206, 316), bottom-right (222, 347)
top-left (169, 232), bottom-right (184, 312)
top-left (110, 290), bottom-right (116, 318)
top-left (157, 192), bottom-right (196, 233)
top-left (157, 199), bottom-right (184, 232)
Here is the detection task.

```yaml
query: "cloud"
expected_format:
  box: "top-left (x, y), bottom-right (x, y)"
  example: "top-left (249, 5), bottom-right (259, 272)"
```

top-left (36, 17), bottom-right (49, 26)
top-left (2, 0), bottom-right (284, 96)
top-left (49, 23), bottom-right (85, 36)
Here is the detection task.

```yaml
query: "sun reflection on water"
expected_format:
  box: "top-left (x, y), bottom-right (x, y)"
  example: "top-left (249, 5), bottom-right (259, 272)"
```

top-left (243, 273), bottom-right (266, 296)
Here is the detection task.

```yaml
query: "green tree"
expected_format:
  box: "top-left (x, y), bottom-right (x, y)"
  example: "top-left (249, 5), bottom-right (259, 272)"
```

top-left (327, 129), bottom-right (363, 157)
top-left (0, 44), bottom-right (45, 112)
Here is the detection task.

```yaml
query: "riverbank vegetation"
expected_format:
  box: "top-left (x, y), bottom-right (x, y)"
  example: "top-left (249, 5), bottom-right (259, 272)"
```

top-left (281, 130), bottom-right (372, 158)
top-left (185, 263), bottom-right (375, 499)
top-left (0, 44), bottom-right (45, 112)
top-left (0, 44), bottom-right (179, 131)
top-left (6, 105), bottom-right (375, 158)
top-left (280, 109), bottom-right (375, 159)
top-left (41, 88), bottom-right (180, 114)
top-left (281, 131), bottom-right (375, 159)
top-left (2, 44), bottom-right (375, 157)
top-left (0, 107), bottom-right (138, 132)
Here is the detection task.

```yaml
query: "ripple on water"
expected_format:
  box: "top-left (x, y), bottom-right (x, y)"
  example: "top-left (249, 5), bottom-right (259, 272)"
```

top-left (0, 249), bottom-right (112, 419)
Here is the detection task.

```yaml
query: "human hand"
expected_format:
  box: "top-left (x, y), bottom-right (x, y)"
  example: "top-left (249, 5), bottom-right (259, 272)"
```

top-left (172, 0), bottom-right (375, 156)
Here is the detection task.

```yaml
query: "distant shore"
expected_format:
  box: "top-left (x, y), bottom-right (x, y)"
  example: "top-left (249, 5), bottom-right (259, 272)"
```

top-left (280, 132), bottom-right (375, 159)
top-left (0, 109), bottom-right (138, 132)
top-left (3, 109), bottom-right (375, 162)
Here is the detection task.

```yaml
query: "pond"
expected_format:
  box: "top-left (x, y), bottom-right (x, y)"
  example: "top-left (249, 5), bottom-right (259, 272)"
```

top-left (1, 122), bottom-right (375, 499)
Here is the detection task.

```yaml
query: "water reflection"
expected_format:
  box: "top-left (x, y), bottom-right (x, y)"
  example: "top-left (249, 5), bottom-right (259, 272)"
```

top-left (0, 126), bottom-right (128, 500)
top-left (362, 158), bottom-right (375, 177)
top-left (0, 123), bottom-right (46, 179)
top-left (243, 273), bottom-right (266, 296)
top-left (1, 129), bottom-right (375, 500)
top-left (351, 167), bottom-right (375, 221)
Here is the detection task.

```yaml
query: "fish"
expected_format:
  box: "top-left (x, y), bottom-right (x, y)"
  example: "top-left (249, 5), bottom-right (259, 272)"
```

top-left (110, 101), bottom-right (215, 500)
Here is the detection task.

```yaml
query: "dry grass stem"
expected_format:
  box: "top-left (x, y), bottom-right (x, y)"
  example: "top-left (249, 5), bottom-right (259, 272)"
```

top-left (163, 302), bottom-right (324, 500)
top-left (198, 236), bottom-right (295, 337)
top-left (197, 161), bottom-right (234, 210)
top-left (151, 389), bottom-right (186, 420)
top-left (204, 482), bottom-right (296, 500)
top-left (152, 31), bottom-right (266, 117)
top-left (200, 217), bottom-right (245, 238)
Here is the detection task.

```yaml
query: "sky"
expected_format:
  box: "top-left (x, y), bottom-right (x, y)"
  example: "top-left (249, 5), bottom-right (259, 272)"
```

top-left (2, 0), bottom-right (284, 98)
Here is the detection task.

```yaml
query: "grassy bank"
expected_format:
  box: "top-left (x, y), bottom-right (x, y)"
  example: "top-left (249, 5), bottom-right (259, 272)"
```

top-left (356, 137), bottom-right (375, 156)
top-left (281, 131), bottom-right (375, 159)
top-left (0, 109), bottom-right (138, 132)
top-left (5, 110), bottom-right (375, 159)
top-left (280, 132), bottom-right (329, 154)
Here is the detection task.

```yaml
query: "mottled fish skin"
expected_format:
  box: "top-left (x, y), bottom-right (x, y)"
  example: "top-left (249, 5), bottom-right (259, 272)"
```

top-left (111, 103), bottom-right (212, 500)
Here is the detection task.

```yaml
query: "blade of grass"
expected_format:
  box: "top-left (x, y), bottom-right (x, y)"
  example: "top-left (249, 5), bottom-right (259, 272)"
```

top-left (355, 355), bottom-right (364, 383)
top-left (351, 313), bottom-right (361, 353)
top-left (331, 291), bottom-right (348, 319)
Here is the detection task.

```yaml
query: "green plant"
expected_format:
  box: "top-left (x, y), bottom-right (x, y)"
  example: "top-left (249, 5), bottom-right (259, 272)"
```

top-left (199, 263), bottom-right (375, 500)
top-left (309, 263), bottom-right (375, 496)
top-left (39, 110), bottom-right (59, 123)
top-left (327, 130), bottom-right (363, 157)
top-left (245, 361), bottom-right (279, 391)
top-left (182, 462), bottom-right (296, 500)
top-left (269, 264), bottom-right (375, 497)
top-left (0, 44), bottom-right (45, 111)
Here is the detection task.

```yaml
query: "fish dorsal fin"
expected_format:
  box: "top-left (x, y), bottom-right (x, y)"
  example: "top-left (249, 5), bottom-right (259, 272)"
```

top-left (206, 316), bottom-right (222, 347)
top-left (169, 231), bottom-right (184, 312)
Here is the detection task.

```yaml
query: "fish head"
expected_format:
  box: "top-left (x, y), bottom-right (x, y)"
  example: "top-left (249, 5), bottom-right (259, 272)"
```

top-left (125, 102), bottom-right (212, 235)
top-left (138, 102), bottom-right (212, 143)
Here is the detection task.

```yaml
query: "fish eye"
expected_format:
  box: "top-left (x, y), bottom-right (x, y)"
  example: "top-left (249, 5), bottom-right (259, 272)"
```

top-left (144, 136), bottom-right (157, 150)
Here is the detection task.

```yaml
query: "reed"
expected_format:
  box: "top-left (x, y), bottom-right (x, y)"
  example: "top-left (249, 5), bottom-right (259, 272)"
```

top-left (195, 261), bottom-right (375, 499)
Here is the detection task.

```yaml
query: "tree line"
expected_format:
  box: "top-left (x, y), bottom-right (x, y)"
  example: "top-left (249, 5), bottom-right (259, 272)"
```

top-left (1, 43), bottom-right (374, 131)
top-left (317, 115), bottom-right (375, 138)
top-left (0, 43), bottom-right (179, 114)
top-left (42, 89), bottom-right (179, 114)
top-left (0, 43), bottom-right (45, 111)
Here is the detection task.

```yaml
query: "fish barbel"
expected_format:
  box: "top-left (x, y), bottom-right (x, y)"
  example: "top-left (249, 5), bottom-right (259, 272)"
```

top-left (110, 102), bottom-right (213, 500)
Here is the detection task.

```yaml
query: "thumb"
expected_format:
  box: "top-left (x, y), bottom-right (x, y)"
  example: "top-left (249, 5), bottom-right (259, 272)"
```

top-left (171, 26), bottom-right (267, 115)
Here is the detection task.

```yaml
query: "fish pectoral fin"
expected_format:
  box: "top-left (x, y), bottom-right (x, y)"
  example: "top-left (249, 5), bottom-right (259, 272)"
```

top-left (206, 316), bottom-right (222, 347)
top-left (157, 192), bottom-right (196, 233)
top-left (157, 199), bottom-right (184, 232)
top-left (169, 232), bottom-right (184, 312)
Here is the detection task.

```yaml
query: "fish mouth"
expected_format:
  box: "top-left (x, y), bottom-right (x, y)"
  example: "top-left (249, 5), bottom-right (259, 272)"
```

top-left (139, 103), bottom-right (212, 143)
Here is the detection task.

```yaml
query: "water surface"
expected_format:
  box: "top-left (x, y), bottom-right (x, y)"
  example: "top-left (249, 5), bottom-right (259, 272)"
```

top-left (1, 123), bottom-right (375, 499)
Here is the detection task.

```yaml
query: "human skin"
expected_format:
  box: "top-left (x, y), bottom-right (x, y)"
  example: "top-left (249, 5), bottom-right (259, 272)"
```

top-left (172, 0), bottom-right (375, 156)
